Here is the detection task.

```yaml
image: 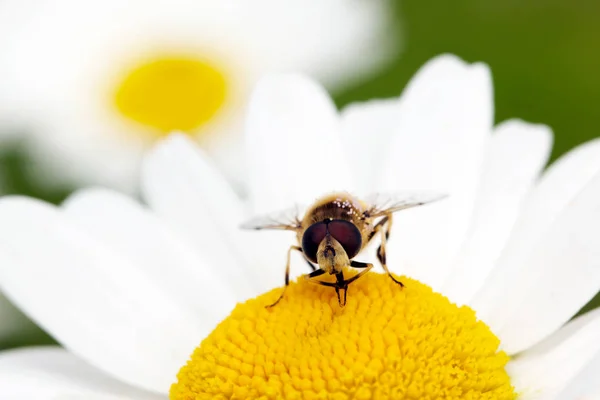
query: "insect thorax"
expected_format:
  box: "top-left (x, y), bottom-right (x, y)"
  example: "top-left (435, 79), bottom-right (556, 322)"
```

top-left (303, 193), bottom-right (365, 227)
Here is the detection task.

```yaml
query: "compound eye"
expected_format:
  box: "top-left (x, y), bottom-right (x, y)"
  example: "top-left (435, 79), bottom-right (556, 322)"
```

top-left (328, 220), bottom-right (362, 259)
top-left (301, 222), bottom-right (328, 263)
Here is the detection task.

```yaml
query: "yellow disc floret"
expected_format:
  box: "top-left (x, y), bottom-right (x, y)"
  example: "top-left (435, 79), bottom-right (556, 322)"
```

top-left (171, 272), bottom-right (515, 400)
top-left (114, 56), bottom-right (227, 134)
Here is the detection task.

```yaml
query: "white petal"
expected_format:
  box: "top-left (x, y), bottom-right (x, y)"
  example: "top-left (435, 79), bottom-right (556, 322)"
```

top-left (62, 187), bottom-right (237, 322)
top-left (442, 120), bottom-right (552, 304)
top-left (473, 168), bottom-right (600, 353)
top-left (53, 395), bottom-right (136, 400)
top-left (508, 308), bottom-right (600, 400)
top-left (472, 140), bottom-right (600, 352)
top-left (557, 351), bottom-right (600, 400)
top-left (488, 138), bottom-right (600, 278)
top-left (143, 134), bottom-right (246, 235)
top-left (0, 346), bottom-right (162, 400)
top-left (0, 197), bottom-right (206, 394)
top-left (141, 134), bottom-right (285, 296)
top-left (377, 54), bottom-right (493, 290)
top-left (142, 135), bottom-right (255, 293)
top-left (578, 392), bottom-right (600, 400)
top-left (246, 73), bottom-right (354, 214)
top-left (340, 98), bottom-right (401, 195)
top-left (143, 135), bottom-right (301, 294)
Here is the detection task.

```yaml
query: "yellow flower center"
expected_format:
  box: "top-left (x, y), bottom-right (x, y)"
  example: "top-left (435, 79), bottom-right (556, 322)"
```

top-left (171, 272), bottom-right (515, 400)
top-left (114, 56), bottom-right (227, 135)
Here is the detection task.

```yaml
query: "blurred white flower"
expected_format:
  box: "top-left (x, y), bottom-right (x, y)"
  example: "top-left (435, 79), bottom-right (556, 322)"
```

top-left (0, 55), bottom-right (600, 399)
top-left (0, 0), bottom-right (398, 192)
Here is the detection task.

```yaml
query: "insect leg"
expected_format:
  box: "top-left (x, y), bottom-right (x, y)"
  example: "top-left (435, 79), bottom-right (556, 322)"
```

top-left (345, 262), bottom-right (374, 285)
top-left (335, 271), bottom-right (347, 306)
top-left (305, 268), bottom-right (326, 279)
top-left (305, 269), bottom-right (337, 289)
top-left (305, 269), bottom-right (348, 306)
top-left (365, 216), bottom-right (389, 245)
top-left (350, 260), bottom-right (372, 269)
top-left (304, 259), bottom-right (317, 271)
top-left (291, 246), bottom-right (317, 271)
top-left (267, 245), bottom-right (303, 308)
top-left (377, 214), bottom-right (404, 287)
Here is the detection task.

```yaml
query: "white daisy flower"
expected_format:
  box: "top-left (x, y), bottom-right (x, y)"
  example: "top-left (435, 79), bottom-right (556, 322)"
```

top-left (0, 0), bottom-right (397, 192)
top-left (1, 55), bottom-right (600, 399)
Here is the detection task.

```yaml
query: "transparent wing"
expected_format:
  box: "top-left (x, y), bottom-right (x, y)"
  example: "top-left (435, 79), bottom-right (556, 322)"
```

top-left (240, 205), bottom-right (303, 231)
top-left (363, 191), bottom-right (448, 218)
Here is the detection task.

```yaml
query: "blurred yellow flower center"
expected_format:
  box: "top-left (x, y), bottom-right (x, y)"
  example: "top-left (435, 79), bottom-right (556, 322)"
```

top-left (171, 272), bottom-right (515, 400)
top-left (114, 56), bottom-right (227, 134)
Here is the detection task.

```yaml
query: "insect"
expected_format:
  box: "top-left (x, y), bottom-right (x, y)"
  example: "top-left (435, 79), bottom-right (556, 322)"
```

top-left (241, 192), bottom-right (446, 307)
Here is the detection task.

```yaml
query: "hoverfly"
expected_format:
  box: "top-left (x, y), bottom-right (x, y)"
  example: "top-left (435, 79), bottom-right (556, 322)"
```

top-left (242, 192), bottom-right (446, 307)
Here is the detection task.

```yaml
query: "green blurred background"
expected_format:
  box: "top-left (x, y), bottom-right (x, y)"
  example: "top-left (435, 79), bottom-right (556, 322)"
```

top-left (1, 0), bottom-right (599, 347)
top-left (338, 0), bottom-right (600, 164)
